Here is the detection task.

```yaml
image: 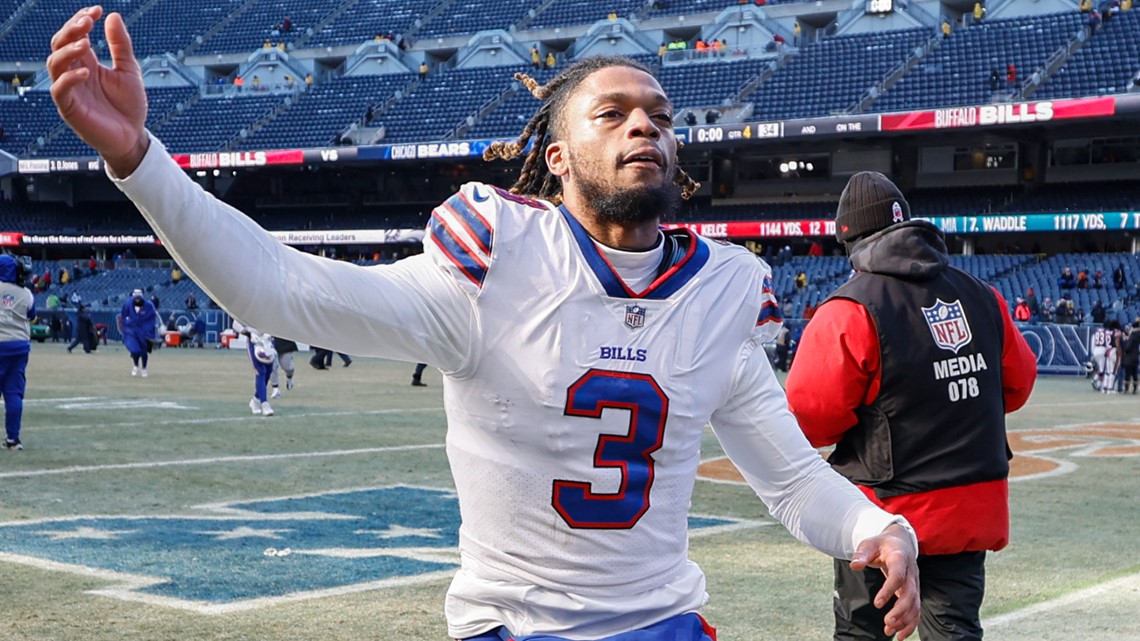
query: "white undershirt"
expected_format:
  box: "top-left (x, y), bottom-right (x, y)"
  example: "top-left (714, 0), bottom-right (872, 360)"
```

top-left (594, 233), bottom-right (664, 293)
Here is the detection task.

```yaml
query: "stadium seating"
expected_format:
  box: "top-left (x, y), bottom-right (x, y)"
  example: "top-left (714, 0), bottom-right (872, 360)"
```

top-left (872, 12), bottom-right (1085, 112)
top-left (193, 0), bottom-right (334, 55)
top-left (236, 74), bottom-right (416, 150)
top-left (125, 0), bottom-right (249, 58)
top-left (656, 57), bottom-right (771, 113)
top-left (415, 0), bottom-right (544, 40)
top-left (152, 93), bottom-right (286, 153)
top-left (747, 28), bottom-right (929, 120)
top-left (0, 0), bottom-right (92, 61)
top-left (307, 0), bottom-right (440, 48)
top-left (0, 91), bottom-right (60, 155)
top-left (378, 65), bottom-right (527, 143)
top-left (1033, 10), bottom-right (1140, 100)
top-left (527, 0), bottom-right (648, 30)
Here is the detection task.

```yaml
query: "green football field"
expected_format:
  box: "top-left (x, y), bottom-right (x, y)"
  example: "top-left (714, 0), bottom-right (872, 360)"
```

top-left (1, 342), bottom-right (1137, 641)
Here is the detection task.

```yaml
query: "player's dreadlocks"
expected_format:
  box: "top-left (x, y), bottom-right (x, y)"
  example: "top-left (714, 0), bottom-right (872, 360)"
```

top-left (482, 55), bottom-right (700, 206)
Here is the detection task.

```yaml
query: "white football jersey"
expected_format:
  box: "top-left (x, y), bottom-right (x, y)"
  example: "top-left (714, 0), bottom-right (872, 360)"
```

top-left (113, 144), bottom-right (909, 641)
top-left (425, 184), bottom-right (781, 632)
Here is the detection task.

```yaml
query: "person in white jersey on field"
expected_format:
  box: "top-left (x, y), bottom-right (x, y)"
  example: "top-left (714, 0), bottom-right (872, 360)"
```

top-left (48, 9), bottom-right (921, 640)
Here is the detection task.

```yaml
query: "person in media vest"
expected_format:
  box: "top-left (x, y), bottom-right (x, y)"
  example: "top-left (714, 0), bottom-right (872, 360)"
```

top-left (120, 287), bottom-right (158, 377)
top-left (786, 172), bottom-right (1038, 641)
top-left (0, 255), bottom-right (35, 450)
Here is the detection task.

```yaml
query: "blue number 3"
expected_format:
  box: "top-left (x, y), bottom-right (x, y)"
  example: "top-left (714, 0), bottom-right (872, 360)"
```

top-left (552, 369), bottom-right (669, 529)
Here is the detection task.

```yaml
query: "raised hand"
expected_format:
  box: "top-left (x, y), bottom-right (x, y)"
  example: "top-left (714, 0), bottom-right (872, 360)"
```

top-left (47, 6), bottom-right (149, 177)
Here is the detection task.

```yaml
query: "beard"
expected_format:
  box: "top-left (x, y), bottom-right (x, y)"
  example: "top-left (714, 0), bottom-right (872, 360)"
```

top-left (569, 151), bottom-right (681, 225)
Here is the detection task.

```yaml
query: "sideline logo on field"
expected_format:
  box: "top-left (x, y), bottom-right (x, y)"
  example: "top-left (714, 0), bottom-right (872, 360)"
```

top-left (0, 485), bottom-right (754, 612)
top-left (698, 421), bottom-right (1140, 484)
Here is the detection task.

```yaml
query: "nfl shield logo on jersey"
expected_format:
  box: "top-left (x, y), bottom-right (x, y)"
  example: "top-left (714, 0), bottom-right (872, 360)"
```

top-left (922, 299), bottom-right (972, 353)
top-left (625, 304), bottom-right (646, 330)
top-left (0, 293), bottom-right (14, 309)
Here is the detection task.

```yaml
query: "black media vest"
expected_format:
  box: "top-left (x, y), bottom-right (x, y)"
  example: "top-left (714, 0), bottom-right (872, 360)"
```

top-left (827, 266), bottom-right (1010, 499)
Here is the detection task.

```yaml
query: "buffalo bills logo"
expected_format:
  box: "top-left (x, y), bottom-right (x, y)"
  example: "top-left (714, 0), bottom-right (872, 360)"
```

top-left (625, 304), bottom-right (646, 330)
top-left (0, 293), bottom-right (15, 308)
top-left (922, 299), bottom-right (973, 353)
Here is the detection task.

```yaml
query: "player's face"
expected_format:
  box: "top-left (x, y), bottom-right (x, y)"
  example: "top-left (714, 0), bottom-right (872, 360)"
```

top-left (547, 66), bottom-right (680, 224)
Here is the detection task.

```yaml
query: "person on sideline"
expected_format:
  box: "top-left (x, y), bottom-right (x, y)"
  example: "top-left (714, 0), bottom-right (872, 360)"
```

top-left (48, 12), bottom-right (920, 639)
top-left (786, 172), bottom-right (1038, 641)
top-left (0, 255), bottom-right (34, 449)
top-left (120, 287), bottom-right (157, 377)
top-left (236, 321), bottom-right (275, 416)
top-left (270, 335), bottom-right (298, 397)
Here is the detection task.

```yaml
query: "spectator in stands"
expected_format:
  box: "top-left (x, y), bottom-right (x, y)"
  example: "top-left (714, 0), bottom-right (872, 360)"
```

top-left (1091, 300), bottom-right (1107, 324)
top-left (304, 73), bottom-right (313, 86)
top-left (1025, 287), bottom-right (1040, 319)
top-left (1006, 63), bottom-right (1017, 85)
top-left (1076, 269), bottom-right (1089, 289)
top-left (1080, 0), bottom-right (1093, 11)
top-left (607, 11), bottom-right (618, 21)
top-left (989, 68), bottom-right (1002, 91)
top-left (1057, 293), bottom-right (1075, 323)
top-left (1091, 269), bottom-right (1104, 289)
top-left (364, 104), bottom-right (374, 125)
top-left (794, 271), bottom-right (808, 290)
top-left (772, 33), bottom-right (786, 51)
top-left (186, 291), bottom-right (198, 310)
top-left (1113, 263), bottom-right (1127, 290)
top-left (1087, 9), bottom-right (1102, 33)
top-left (281, 15), bottom-right (292, 33)
top-left (657, 42), bottom-right (667, 59)
top-left (695, 39), bottom-right (708, 55)
top-left (786, 171), bottom-right (1037, 641)
top-left (545, 51), bottom-right (556, 68)
top-left (532, 46), bottom-right (542, 69)
top-left (973, 1), bottom-right (986, 22)
top-left (150, 293), bottom-right (161, 312)
top-left (233, 76), bottom-right (244, 91)
top-left (50, 19), bottom-right (924, 639)
top-left (252, 75), bottom-right (262, 90)
top-left (793, 21), bottom-right (802, 46)
top-left (1040, 296), bottom-right (1054, 322)
top-left (171, 265), bottom-right (182, 283)
top-left (262, 39), bottom-right (272, 49)
top-left (1014, 297), bottom-right (1031, 322)
top-left (704, 109), bottom-right (720, 124)
top-left (683, 110), bottom-right (697, 126)
top-left (10, 75), bottom-right (20, 90)
top-left (419, 62), bottom-right (429, 80)
top-left (808, 240), bottom-right (824, 257)
top-left (941, 19), bottom-right (952, 38)
top-left (1058, 266), bottom-right (1077, 289)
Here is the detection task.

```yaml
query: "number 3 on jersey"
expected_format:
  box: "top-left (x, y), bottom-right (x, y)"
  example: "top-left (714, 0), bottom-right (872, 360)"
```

top-left (552, 369), bottom-right (669, 529)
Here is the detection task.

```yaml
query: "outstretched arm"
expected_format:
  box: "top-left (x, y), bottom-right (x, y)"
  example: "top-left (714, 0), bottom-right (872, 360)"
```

top-left (47, 6), bottom-right (149, 177)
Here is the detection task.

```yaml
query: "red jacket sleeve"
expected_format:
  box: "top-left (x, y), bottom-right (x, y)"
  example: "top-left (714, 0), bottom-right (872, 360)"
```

top-left (785, 298), bottom-right (881, 448)
top-left (991, 287), bottom-right (1037, 412)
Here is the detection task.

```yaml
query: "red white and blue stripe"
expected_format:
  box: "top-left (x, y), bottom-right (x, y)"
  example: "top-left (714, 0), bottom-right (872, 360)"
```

top-left (429, 190), bottom-right (495, 287)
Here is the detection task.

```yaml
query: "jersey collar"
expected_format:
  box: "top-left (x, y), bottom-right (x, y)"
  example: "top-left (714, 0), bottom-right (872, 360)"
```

top-left (559, 205), bottom-right (709, 300)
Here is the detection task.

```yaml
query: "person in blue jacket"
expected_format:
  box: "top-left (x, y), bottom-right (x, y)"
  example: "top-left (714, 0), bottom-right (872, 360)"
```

top-left (0, 255), bottom-right (35, 449)
top-left (120, 287), bottom-right (157, 377)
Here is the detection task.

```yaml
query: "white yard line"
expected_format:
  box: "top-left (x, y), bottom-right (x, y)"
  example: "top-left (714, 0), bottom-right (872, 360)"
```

top-left (984, 571), bottom-right (1140, 628)
top-left (33, 406), bottom-right (445, 431)
top-left (0, 443), bottom-right (445, 480)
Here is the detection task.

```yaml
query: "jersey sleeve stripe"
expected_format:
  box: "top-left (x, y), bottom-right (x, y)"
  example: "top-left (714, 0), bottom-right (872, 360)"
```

top-left (429, 214), bottom-right (489, 287)
top-left (446, 193), bottom-right (494, 254)
top-left (757, 301), bottom-right (783, 326)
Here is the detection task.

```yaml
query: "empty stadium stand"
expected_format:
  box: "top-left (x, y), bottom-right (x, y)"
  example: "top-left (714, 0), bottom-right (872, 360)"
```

top-left (872, 12), bottom-right (1085, 112)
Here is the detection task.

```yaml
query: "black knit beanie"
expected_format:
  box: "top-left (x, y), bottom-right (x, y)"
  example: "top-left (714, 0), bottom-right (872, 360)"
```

top-left (835, 171), bottom-right (910, 244)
